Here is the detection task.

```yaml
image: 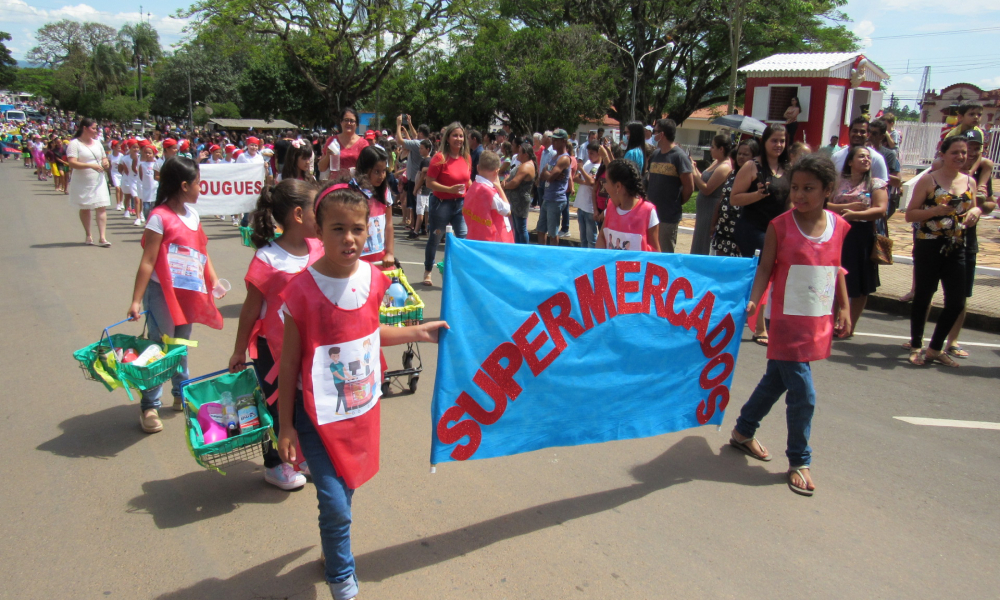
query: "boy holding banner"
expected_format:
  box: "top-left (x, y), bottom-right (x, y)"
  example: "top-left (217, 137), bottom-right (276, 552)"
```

top-left (463, 150), bottom-right (514, 243)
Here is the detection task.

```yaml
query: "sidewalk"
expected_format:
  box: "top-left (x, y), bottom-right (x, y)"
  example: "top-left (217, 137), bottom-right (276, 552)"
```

top-left (526, 208), bottom-right (1000, 333)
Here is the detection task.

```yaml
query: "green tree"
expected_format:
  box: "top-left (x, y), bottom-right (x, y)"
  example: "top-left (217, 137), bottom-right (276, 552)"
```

top-left (97, 95), bottom-right (149, 122)
top-left (11, 67), bottom-right (56, 97)
top-left (0, 32), bottom-right (16, 89)
top-left (89, 44), bottom-right (129, 97)
top-left (186, 0), bottom-right (474, 120)
top-left (27, 20), bottom-right (118, 67)
top-left (118, 22), bottom-right (162, 102)
top-left (149, 39), bottom-right (245, 119)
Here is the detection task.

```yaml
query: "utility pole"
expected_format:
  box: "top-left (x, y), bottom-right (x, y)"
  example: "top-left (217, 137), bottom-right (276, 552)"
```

top-left (187, 67), bottom-right (194, 133)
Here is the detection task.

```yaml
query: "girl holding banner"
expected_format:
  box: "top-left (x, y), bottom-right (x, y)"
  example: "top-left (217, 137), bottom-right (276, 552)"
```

top-left (276, 175), bottom-right (447, 600)
top-left (729, 154), bottom-right (851, 497)
top-left (596, 159), bottom-right (660, 252)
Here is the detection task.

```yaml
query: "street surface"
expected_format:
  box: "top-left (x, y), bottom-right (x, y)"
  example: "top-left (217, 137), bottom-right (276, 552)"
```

top-left (1, 160), bottom-right (998, 600)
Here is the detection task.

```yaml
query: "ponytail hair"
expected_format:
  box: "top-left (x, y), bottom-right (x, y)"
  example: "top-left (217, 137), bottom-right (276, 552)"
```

top-left (605, 158), bottom-right (646, 198)
top-left (154, 157), bottom-right (199, 207)
top-left (356, 145), bottom-right (389, 205)
top-left (251, 179), bottom-right (318, 248)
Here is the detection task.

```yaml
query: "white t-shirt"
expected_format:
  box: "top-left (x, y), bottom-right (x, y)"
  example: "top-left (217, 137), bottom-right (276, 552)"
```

top-left (282, 261), bottom-right (372, 316)
top-left (254, 241), bottom-right (312, 319)
top-left (615, 203), bottom-right (660, 229)
top-left (793, 211), bottom-right (836, 244)
top-left (831, 145), bottom-right (888, 180)
top-left (573, 160), bottom-right (600, 212)
top-left (474, 175), bottom-right (512, 233)
top-left (138, 160), bottom-right (157, 203)
top-left (145, 205), bottom-right (201, 283)
top-left (236, 151), bottom-right (265, 164)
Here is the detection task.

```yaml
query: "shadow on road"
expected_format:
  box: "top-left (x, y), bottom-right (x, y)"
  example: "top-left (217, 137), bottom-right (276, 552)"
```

top-left (356, 435), bottom-right (779, 582)
top-left (30, 242), bottom-right (88, 249)
top-left (127, 462), bottom-right (296, 528)
top-left (36, 403), bottom-right (147, 459)
top-left (154, 547), bottom-right (323, 600)
top-left (829, 339), bottom-right (1000, 378)
top-left (218, 303), bottom-right (243, 319)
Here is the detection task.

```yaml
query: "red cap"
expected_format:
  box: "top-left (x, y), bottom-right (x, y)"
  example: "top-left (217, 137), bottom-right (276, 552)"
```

top-left (127, 139), bottom-right (138, 148)
top-left (209, 144), bottom-right (220, 153)
top-left (180, 140), bottom-right (190, 151)
top-left (162, 138), bottom-right (178, 148)
top-left (246, 136), bottom-right (260, 145)
top-left (225, 144), bottom-right (236, 152)
top-left (233, 149), bottom-right (243, 158)
top-left (110, 140), bottom-right (120, 147)
top-left (365, 130), bottom-right (376, 140)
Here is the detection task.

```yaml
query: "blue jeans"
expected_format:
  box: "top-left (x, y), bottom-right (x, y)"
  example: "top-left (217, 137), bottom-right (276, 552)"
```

top-left (423, 194), bottom-right (467, 272)
top-left (142, 201), bottom-right (154, 221)
top-left (513, 216), bottom-right (528, 244)
top-left (734, 360), bottom-right (816, 468)
top-left (577, 209), bottom-right (597, 248)
top-left (540, 200), bottom-right (566, 238)
top-left (295, 400), bottom-right (359, 600)
top-left (140, 280), bottom-right (192, 411)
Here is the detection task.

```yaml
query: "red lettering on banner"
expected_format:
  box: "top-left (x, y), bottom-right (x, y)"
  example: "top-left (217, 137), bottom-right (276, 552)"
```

top-left (686, 292), bottom-right (716, 342)
top-left (209, 181), bottom-right (221, 195)
top-left (701, 314), bottom-right (735, 358)
top-left (699, 353), bottom-right (734, 389)
top-left (254, 181), bottom-right (263, 194)
top-left (222, 181), bottom-right (233, 195)
top-left (538, 292), bottom-right (585, 351)
top-left (615, 261), bottom-right (643, 314)
top-left (696, 385), bottom-right (730, 424)
top-left (436, 405), bottom-right (481, 460)
top-left (574, 266), bottom-right (617, 330)
top-left (642, 263), bottom-right (669, 316)
top-left (512, 314), bottom-right (558, 376)
top-left (479, 342), bottom-right (523, 402)
top-left (234, 181), bottom-right (244, 194)
top-left (458, 388), bottom-right (506, 425)
top-left (199, 181), bottom-right (208, 194)
top-left (665, 277), bottom-right (693, 327)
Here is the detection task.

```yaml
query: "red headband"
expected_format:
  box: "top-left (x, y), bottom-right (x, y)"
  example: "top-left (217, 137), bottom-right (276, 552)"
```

top-left (314, 183), bottom-right (351, 213)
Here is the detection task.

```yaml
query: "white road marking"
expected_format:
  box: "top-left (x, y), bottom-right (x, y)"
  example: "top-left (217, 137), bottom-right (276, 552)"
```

top-left (852, 332), bottom-right (1000, 349)
top-left (894, 417), bottom-right (1000, 430)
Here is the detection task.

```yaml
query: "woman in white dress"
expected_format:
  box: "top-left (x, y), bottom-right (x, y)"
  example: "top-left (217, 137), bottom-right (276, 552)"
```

top-left (66, 118), bottom-right (112, 247)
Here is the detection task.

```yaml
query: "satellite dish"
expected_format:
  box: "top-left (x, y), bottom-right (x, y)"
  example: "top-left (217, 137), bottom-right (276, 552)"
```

top-left (204, 106), bottom-right (214, 116)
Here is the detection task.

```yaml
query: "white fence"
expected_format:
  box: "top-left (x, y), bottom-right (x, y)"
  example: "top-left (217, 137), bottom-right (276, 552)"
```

top-left (896, 121), bottom-right (1000, 178)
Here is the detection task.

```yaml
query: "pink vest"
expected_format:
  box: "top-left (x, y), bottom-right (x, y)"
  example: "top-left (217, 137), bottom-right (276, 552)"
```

top-left (463, 181), bottom-right (514, 243)
top-left (602, 199), bottom-right (655, 251)
top-left (768, 210), bottom-right (850, 362)
top-left (280, 265), bottom-right (391, 489)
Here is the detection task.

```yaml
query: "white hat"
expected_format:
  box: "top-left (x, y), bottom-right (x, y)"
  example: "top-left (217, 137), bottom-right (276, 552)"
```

top-left (644, 125), bottom-right (654, 132)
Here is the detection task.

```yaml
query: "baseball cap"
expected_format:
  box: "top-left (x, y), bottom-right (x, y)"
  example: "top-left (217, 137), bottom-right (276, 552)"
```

top-left (645, 125), bottom-right (654, 132)
top-left (162, 138), bottom-right (178, 148)
top-left (550, 128), bottom-right (568, 139)
top-left (365, 130), bottom-right (377, 140)
top-left (246, 136), bottom-right (260, 145)
top-left (961, 129), bottom-right (984, 145)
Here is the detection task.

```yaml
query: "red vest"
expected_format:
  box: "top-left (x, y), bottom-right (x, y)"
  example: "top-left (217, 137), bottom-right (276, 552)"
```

top-left (244, 238), bottom-right (325, 388)
top-left (361, 191), bottom-right (389, 264)
top-left (602, 199), bottom-right (655, 251)
top-left (280, 264), bottom-right (391, 489)
top-left (463, 181), bottom-right (514, 243)
top-left (144, 205), bottom-right (223, 329)
top-left (768, 210), bottom-right (850, 362)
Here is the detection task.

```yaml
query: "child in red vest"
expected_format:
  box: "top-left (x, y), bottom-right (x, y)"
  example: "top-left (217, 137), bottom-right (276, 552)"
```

top-left (729, 154), bottom-right (851, 497)
top-left (597, 159), bottom-right (660, 251)
top-left (463, 150), bottom-right (514, 243)
top-left (127, 157), bottom-right (224, 434)
top-left (277, 175), bottom-right (448, 600)
top-left (355, 145), bottom-right (395, 267)
top-left (229, 179), bottom-right (325, 491)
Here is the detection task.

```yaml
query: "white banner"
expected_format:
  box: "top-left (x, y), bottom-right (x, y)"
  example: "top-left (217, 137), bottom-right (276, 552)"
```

top-left (196, 163), bottom-right (267, 216)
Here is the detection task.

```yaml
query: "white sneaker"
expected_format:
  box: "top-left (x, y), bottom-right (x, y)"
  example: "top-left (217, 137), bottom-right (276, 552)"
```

top-left (232, 216), bottom-right (240, 227)
top-left (133, 217), bottom-right (143, 226)
top-left (116, 203), bottom-right (124, 211)
top-left (264, 463), bottom-right (307, 490)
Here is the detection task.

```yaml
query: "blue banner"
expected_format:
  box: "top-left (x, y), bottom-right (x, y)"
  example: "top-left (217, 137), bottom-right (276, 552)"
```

top-left (430, 236), bottom-right (757, 465)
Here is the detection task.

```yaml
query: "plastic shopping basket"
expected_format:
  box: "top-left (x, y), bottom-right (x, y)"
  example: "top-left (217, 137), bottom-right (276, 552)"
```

top-left (72, 311), bottom-right (188, 402)
top-left (240, 225), bottom-right (282, 248)
top-left (180, 365), bottom-right (275, 471)
top-left (379, 268), bottom-right (424, 327)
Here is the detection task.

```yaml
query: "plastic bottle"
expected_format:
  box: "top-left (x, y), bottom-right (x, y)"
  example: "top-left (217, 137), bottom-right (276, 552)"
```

top-left (387, 276), bottom-right (408, 308)
top-left (221, 391), bottom-right (241, 438)
top-left (236, 394), bottom-right (260, 430)
top-left (328, 137), bottom-right (341, 173)
top-left (132, 344), bottom-right (164, 367)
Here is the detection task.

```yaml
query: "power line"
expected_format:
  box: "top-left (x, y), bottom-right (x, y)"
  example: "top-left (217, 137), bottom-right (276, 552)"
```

top-left (869, 26), bottom-right (1000, 40)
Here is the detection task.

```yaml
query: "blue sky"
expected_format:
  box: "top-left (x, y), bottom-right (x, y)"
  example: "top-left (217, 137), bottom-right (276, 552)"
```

top-left (2, 0), bottom-right (999, 109)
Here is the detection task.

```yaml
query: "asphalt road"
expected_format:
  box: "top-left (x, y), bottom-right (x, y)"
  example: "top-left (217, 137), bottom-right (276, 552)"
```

top-left (2, 160), bottom-right (998, 600)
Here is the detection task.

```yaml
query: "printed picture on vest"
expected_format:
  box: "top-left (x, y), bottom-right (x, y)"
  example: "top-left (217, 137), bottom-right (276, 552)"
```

top-left (363, 214), bottom-right (385, 256)
top-left (311, 330), bottom-right (381, 425)
top-left (783, 265), bottom-right (837, 317)
top-left (167, 243), bottom-right (208, 294)
top-left (604, 229), bottom-right (642, 252)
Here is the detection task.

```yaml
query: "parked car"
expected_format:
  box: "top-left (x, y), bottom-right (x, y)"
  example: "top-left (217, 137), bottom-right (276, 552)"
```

top-left (3, 110), bottom-right (27, 124)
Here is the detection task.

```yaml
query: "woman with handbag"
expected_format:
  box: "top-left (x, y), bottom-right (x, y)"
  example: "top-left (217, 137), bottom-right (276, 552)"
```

top-left (827, 145), bottom-right (888, 337)
top-left (66, 117), bottom-right (113, 247)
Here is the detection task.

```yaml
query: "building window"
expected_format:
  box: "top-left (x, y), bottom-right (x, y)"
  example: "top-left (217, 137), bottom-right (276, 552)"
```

top-left (697, 130), bottom-right (715, 147)
top-left (768, 86), bottom-right (798, 121)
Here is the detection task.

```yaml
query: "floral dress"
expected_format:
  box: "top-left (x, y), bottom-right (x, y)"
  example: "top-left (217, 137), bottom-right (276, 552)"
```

top-left (710, 170), bottom-right (741, 257)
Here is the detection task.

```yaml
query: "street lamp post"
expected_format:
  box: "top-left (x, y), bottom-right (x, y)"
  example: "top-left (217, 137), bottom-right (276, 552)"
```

top-left (599, 37), bottom-right (675, 123)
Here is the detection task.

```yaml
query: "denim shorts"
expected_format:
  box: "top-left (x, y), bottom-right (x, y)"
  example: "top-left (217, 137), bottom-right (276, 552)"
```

top-left (540, 200), bottom-right (566, 237)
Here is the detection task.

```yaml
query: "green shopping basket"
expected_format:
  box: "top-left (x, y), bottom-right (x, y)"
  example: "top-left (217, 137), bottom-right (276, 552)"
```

top-left (72, 311), bottom-right (188, 402)
top-left (180, 365), bottom-right (275, 472)
top-left (240, 225), bottom-right (282, 248)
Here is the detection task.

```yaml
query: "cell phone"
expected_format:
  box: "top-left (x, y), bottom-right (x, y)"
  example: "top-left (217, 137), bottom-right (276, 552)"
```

top-left (401, 115), bottom-right (409, 127)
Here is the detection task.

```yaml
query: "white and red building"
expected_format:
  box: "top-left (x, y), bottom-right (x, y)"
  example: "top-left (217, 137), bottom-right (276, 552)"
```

top-left (919, 83), bottom-right (999, 130)
top-left (739, 52), bottom-right (889, 147)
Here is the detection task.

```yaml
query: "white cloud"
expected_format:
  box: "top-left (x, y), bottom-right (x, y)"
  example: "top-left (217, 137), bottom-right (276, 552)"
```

top-left (981, 76), bottom-right (1000, 89)
top-left (853, 20), bottom-right (875, 47)
top-left (879, 0), bottom-right (1000, 16)
top-left (0, 0), bottom-right (190, 59)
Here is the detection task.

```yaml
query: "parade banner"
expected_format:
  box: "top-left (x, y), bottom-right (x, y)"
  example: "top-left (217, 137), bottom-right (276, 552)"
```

top-left (430, 237), bottom-right (757, 465)
top-left (195, 163), bottom-right (266, 216)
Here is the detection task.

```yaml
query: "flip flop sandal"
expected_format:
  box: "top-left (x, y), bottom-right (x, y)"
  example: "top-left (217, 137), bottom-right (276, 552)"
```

top-left (901, 341), bottom-right (912, 350)
top-left (85, 239), bottom-right (94, 246)
top-left (729, 435), bottom-right (772, 461)
top-left (908, 349), bottom-right (925, 366)
top-left (787, 468), bottom-right (814, 496)
top-left (752, 335), bottom-right (768, 347)
top-left (947, 345), bottom-right (969, 359)
top-left (927, 351), bottom-right (960, 368)
top-left (422, 272), bottom-right (434, 287)
top-left (98, 240), bottom-right (112, 248)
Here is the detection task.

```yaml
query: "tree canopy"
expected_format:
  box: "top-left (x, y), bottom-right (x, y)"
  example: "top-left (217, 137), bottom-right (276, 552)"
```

top-left (0, 32), bottom-right (16, 89)
top-left (27, 20), bottom-right (118, 68)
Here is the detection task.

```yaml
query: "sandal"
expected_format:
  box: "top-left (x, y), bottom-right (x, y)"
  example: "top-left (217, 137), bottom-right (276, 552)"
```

top-left (908, 349), bottom-right (925, 366)
top-left (898, 291), bottom-right (914, 303)
top-left (926, 350), bottom-right (960, 368)
top-left (751, 334), bottom-right (768, 347)
top-left (98, 240), bottom-right (112, 248)
top-left (946, 344), bottom-right (969, 359)
top-left (729, 431), bottom-right (772, 461)
top-left (787, 467), bottom-right (814, 496)
top-left (422, 271), bottom-right (434, 287)
top-left (85, 238), bottom-right (94, 246)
